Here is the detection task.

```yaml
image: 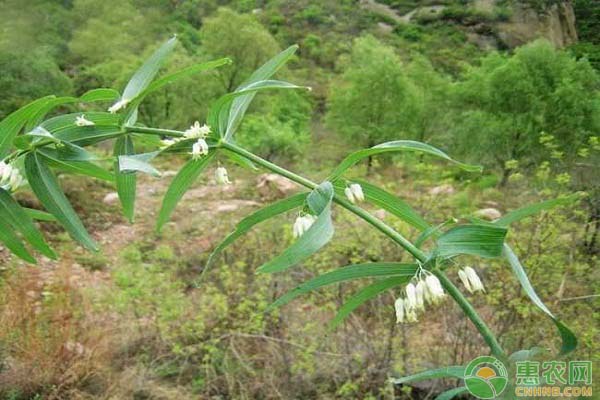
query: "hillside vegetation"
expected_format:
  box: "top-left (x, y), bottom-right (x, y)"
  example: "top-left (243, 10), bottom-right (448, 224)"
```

top-left (0, 1), bottom-right (598, 399)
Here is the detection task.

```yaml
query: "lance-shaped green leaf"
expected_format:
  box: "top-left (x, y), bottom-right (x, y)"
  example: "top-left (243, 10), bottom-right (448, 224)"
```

top-left (225, 45), bottom-right (298, 140)
top-left (0, 95), bottom-right (54, 158)
top-left (435, 224), bottom-right (507, 259)
top-left (329, 276), bottom-right (408, 329)
top-left (123, 37), bottom-right (177, 101)
top-left (121, 36), bottom-right (178, 123)
top-left (0, 188), bottom-right (56, 259)
top-left (127, 58), bottom-right (231, 111)
top-left (24, 152), bottom-right (97, 250)
top-left (258, 181), bottom-right (334, 274)
top-left (435, 387), bottom-right (469, 400)
top-left (80, 88), bottom-right (120, 103)
top-left (350, 179), bottom-right (430, 231)
top-left (503, 244), bottom-right (577, 354)
top-left (38, 141), bottom-right (111, 182)
top-left (329, 140), bottom-right (482, 180)
top-left (390, 366), bottom-right (466, 385)
top-left (495, 194), bottom-right (582, 227)
top-left (270, 263), bottom-right (418, 310)
top-left (206, 192), bottom-right (307, 269)
top-left (415, 218), bottom-right (457, 248)
top-left (42, 112), bottom-right (121, 132)
top-left (24, 208), bottom-right (56, 222)
top-left (0, 218), bottom-right (36, 263)
top-left (25, 96), bottom-right (79, 131)
top-left (119, 151), bottom-right (160, 177)
top-left (39, 152), bottom-right (113, 182)
top-left (114, 135), bottom-right (136, 222)
top-left (13, 127), bottom-right (59, 150)
top-left (208, 80), bottom-right (308, 137)
top-left (157, 153), bottom-right (215, 231)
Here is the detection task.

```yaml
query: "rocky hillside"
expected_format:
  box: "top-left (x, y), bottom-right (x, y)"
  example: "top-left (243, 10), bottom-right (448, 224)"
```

top-left (367, 0), bottom-right (578, 49)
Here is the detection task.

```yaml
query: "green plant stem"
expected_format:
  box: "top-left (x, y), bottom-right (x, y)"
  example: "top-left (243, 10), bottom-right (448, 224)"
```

top-left (221, 141), bottom-right (427, 260)
top-left (434, 269), bottom-right (506, 360)
top-left (100, 127), bottom-right (505, 359)
top-left (124, 125), bottom-right (186, 138)
top-left (221, 140), bottom-right (506, 360)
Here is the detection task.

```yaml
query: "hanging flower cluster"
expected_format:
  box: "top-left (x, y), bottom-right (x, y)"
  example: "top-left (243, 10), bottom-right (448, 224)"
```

top-left (292, 214), bottom-right (316, 238)
top-left (344, 183), bottom-right (365, 203)
top-left (0, 161), bottom-right (24, 192)
top-left (395, 270), bottom-right (445, 324)
top-left (458, 266), bottom-right (485, 293)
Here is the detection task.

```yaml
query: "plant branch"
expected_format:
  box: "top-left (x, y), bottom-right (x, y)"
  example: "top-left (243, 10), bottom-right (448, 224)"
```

top-left (220, 140), bottom-right (506, 359)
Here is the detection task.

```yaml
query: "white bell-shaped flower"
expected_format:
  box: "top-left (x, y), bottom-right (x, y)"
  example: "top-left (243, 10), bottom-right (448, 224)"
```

top-left (108, 98), bottom-right (129, 113)
top-left (464, 267), bottom-right (485, 292)
top-left (405, 304), bottom-right (418, 323)
top-left (191, 139), bottom-right (209, 159)
top-left (405, 283), bottom-right (417, 311)
top-left (394, 298), bottom-right (405, 323)
top-left (415, 280), bottom-right (427, 310)
top-left (425, 274), bottom-right (445, 303)
top-left (184, 121), bottom-right (211, 139)
top-left (350, 183), bottom-right (365, 202)
top-left (344, 187), bottom-right (356, 203)
top-left (292, 215), bottom-right (316, 238)
top-left (0, 161), bottom-right (9, 182)
top-left (458, 269), bottom-right (473, 293)
top-left (215, 166), bottom-right (231, 185)
top-left (75, 115), bottom-right (95, 126)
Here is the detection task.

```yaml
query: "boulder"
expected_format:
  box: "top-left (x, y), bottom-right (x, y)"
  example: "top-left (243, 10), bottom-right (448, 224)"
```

top-left (256, 174), bottom-right (298, 199)
top-left (475, 208), bottom-right (502, 221)
top-left (428, 184), bottom-right (455, 196)
top-left (102, 192), bottom-right (119, 205)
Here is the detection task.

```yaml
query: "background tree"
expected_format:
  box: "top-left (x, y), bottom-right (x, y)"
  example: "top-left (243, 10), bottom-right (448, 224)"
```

top-left (326, 36), bottom-right (421, 151)
top-left (200, 8), bottom-right (281, 92)
top-left (450, 40), bottom-right (600, 184)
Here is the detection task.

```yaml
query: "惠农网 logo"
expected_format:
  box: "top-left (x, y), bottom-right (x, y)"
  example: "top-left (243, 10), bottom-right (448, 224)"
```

top-left (464, 356), bottom-right (509, 399)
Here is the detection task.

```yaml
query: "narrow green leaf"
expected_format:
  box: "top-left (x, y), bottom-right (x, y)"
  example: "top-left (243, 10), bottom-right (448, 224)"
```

top-left (24, 208), bottom-right (57, 222)
top-left (270, 263), bottom-right (418, 310)
top-left (436, 224), bottom-right (507, 259)
top-left (80, 88), bottom-right (120, 102)
top-left (329, 276), bottom-right (408, 329)
top-left (156, 153), bottom-right (215, 231)
top-left (0, 188), bottom-right (56, 259)
top-left (206, 192), bottom-right (307, 269)
top-left (54, 126), bottom-right (123, 147)
top-left (495, 194), bottom-right (582, 227)
top-left (40, 141), bottom-right (102, 162)
top-left (435, 387), bottom-right (469, 400)
top-left (128, 58), bottom-right (231, 110)
top-left (121, 36), bottom-right (178, 123)
top-left (329, 140), bottom-right (482, 180)
top-left (391, 366), bottom-right (465, 385)
top-left (114, 135), bottom-right (136, 222)
top-left (123, 37), bottom-right (178, 101)
top-left (415, 218), bottom-right (456, 248)
top-left (0, 95), bottom-right (54, 158)
top-left (119, 152), bottom-right (161, 177)
top-left (257, 181), bottom-right (334, 274)
top-left (225, 45), bottom-right (298, 140)
top-left (25, 96), bottom-right (79, 131)
top-left (24, 152), bottom-right (97, 250)
top-left (503, 244), bottom-right (577, 354)
top-left (13, 127), bottom-right (58, 150)
top-left (40, 153), bottom-right (114, 182)
top-left (352, 180), bottom-right (430, 231)
top-left (208, 80), bottom-right (307, 137)
top-left (0, 217), bottom-right (36, 263)
top-left (42, 112), bottom-right (121, 132)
